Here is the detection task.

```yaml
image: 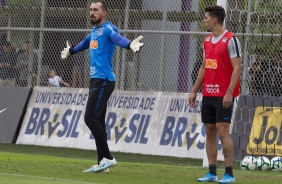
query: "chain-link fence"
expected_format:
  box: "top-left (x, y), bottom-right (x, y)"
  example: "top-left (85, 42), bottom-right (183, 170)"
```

top-left (0, 0), bottom-right (281, 94)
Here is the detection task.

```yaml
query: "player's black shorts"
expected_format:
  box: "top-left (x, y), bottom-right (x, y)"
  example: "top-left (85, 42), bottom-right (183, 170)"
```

top-left (201, 96), bottom-right (234, 124)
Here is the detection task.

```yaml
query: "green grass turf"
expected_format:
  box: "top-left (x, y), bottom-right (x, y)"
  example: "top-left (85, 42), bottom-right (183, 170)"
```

top-left (0, 143), bottom-right (281, 184)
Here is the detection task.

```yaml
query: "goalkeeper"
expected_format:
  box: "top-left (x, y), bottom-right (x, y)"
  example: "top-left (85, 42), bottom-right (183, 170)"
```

top-left (61, 0), bottom-right (144, 173)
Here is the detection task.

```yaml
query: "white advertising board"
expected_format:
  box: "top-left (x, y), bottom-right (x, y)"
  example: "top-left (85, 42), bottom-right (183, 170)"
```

top-left (17, 87), bottom-right (224, 159)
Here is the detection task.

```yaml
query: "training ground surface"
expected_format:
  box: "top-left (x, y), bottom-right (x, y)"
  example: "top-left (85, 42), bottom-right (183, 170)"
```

top-left (0, 144), bottom-right (281, 184)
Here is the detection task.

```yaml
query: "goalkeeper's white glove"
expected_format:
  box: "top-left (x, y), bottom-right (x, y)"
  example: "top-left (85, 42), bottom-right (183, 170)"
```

top-left (130, 36), bottom-right (144, 52)
top-left (61, 41), bottom-right (71, 59)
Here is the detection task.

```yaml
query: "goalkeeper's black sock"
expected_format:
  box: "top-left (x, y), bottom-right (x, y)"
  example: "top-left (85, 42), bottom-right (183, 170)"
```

top-left (106, 155), bottom-right (114, 160)
top-left (209, 164), bottom-right (217, 175)
top-left (97, 154), bottom-right (103, 165)
top-left (225, 166), bottom-right (234, 177)
top-left (86, 123), bottom-right (113, 162)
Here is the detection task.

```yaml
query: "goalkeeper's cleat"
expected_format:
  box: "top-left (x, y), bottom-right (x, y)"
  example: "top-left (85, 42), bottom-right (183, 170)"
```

top-left (197, 173), bottom-right (218, 182)
top-left (83, 164), bottom-right (98, 173)
top-left (102, 168), bottom-right (109, 173)
top-left (83, 164), bottom-right (110, 173)
top-left (92, 157), bottom-right (117, 172)
top-left (218, 174), bottom-right (235, 184)
top-left (83, 157), bottom-right (116, 173)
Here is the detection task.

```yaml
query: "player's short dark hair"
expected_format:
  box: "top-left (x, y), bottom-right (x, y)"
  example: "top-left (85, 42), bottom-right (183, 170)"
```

top-left (204, 5), bottom-right (225, 25)
top-left (92, 0), bottom-right (107, 11)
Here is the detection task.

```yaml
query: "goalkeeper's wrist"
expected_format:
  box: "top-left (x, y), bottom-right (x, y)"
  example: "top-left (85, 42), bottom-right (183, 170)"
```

top-left (127, 41), bottom-right (132, 50)
top-left (69, 46), bottom-right (75, 55)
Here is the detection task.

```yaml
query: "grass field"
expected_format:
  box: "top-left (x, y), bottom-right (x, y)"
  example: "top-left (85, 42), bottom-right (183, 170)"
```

top-left (0, 144), bottom-right (281, 184)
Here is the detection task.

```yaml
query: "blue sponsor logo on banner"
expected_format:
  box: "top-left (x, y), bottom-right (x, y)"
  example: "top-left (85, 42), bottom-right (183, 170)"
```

top-left (169, 99), bottom-right (201, 113)
top-left (25, 107), bottom-right (81, 138)
top-left (35, 91), bottom-right (88, 106)
top-left (98, 112), bottom-right (149, 144)
top-left (107, 95), bottom-right (156, 110)
top-left (159, 116), bottom-right (222, 151)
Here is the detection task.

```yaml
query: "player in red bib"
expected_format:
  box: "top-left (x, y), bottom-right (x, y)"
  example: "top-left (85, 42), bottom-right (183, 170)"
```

top-left (188, 5), bottom-right (242, 184)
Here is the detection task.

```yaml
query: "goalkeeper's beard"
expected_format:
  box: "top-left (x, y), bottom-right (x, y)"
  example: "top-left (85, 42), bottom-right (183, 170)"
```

top-left (91, 17), bottom-right (102, 26)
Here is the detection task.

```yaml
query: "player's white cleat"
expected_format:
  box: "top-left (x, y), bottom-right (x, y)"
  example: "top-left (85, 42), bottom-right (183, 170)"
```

top-left (83, 157), bottom-right (116, 173)
top-left (83, 164), bottom-right (110, 173)
top-left (102, 168), bottom-right (109, 173)
top-left (93, 157), bottom-right (117, 172)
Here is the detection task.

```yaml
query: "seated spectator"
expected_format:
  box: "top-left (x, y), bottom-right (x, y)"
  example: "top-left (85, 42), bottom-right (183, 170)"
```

top-left (249, 48), bottom-right (271, 96)
top-left (16, 41), bottom-right (38, 87)
top-left (48, 68), bottom-right (70, 87)
top-left (0, 41), bottom-right (17, 86)
top-left (72, 64), bottom-right (84, 88)
top-left (71, 52), bottom-right (84, 88)
top-left (270, 49), bottom-right (282, 97)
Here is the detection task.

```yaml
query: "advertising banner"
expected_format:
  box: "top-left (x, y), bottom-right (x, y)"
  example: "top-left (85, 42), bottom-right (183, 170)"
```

top-left (249, 107), bottom-right (282, 155)
top-left (17, 87), bottom-right (224, 159)
top-left (0, 87), bottom-right (31, 143)
top-left (232, 95), bottom-right (282, 159)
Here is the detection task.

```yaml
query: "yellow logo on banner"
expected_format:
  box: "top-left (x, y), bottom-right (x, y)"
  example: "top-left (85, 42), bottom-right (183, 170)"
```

top-left (247, 107), bottom-right (282, 156)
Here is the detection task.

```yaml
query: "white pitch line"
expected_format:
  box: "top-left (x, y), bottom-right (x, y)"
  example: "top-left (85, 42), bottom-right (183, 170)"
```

top-left (0, 172), bottom-right (99, 184)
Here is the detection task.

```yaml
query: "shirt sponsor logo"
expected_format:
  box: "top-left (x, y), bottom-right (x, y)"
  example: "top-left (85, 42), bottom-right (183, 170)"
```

top-left (205, 84), bottom-right (220, 94)
top-left (98, 28), bottom-right (103, 36)
top-left (205, 36), bottom-right (211, 42)
top-left (205, 58), bottom-right (217, 69)
top-left (222, 37), bottom-right (228, 42)
top-left (90, 40), bottom-right (98, 49)
top-left (90, 66), bottom-right (96, 76)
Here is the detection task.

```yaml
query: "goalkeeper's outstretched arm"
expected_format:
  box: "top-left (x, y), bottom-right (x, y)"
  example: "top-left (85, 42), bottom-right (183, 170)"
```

top-left (61, 35), bottom-right (91, 59)
top-left (111, 34), bottom-right (144, 52)
top-left (61, 34), bottom-right (144, 59)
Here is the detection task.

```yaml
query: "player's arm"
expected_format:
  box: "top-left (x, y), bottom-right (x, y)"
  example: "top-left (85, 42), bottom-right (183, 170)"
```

top-left (109, 28), bottom-right (144, 52)
top-left (188, 54), bottom-right (205, 107)
top-left (226, 37), bottom-right (242, 95)
top-left (191, 55), bottom-right (206, 94)
top-left (222, 37), bottom-right (242, 108)
top-left (223, 56), bottom-right (241, 108)
top-left (70, 35), bottom-right (91, 54)
top-left (61, 35), bottom-right (91, 59)
top-left (111, 33), bottom-right (130, 48)
top-left (227, 57), bottom-right (241, 94)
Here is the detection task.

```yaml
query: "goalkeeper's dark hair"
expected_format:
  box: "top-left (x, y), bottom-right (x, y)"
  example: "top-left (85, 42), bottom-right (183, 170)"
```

top-left (92, 0), bottom-right (107, 11)
top-left (204, 5), bottom-right (225, 26)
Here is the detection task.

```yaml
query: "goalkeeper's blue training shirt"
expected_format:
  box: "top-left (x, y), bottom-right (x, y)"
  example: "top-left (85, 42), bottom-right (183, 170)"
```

top-left (72, 21), bottom-right (130, 81)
